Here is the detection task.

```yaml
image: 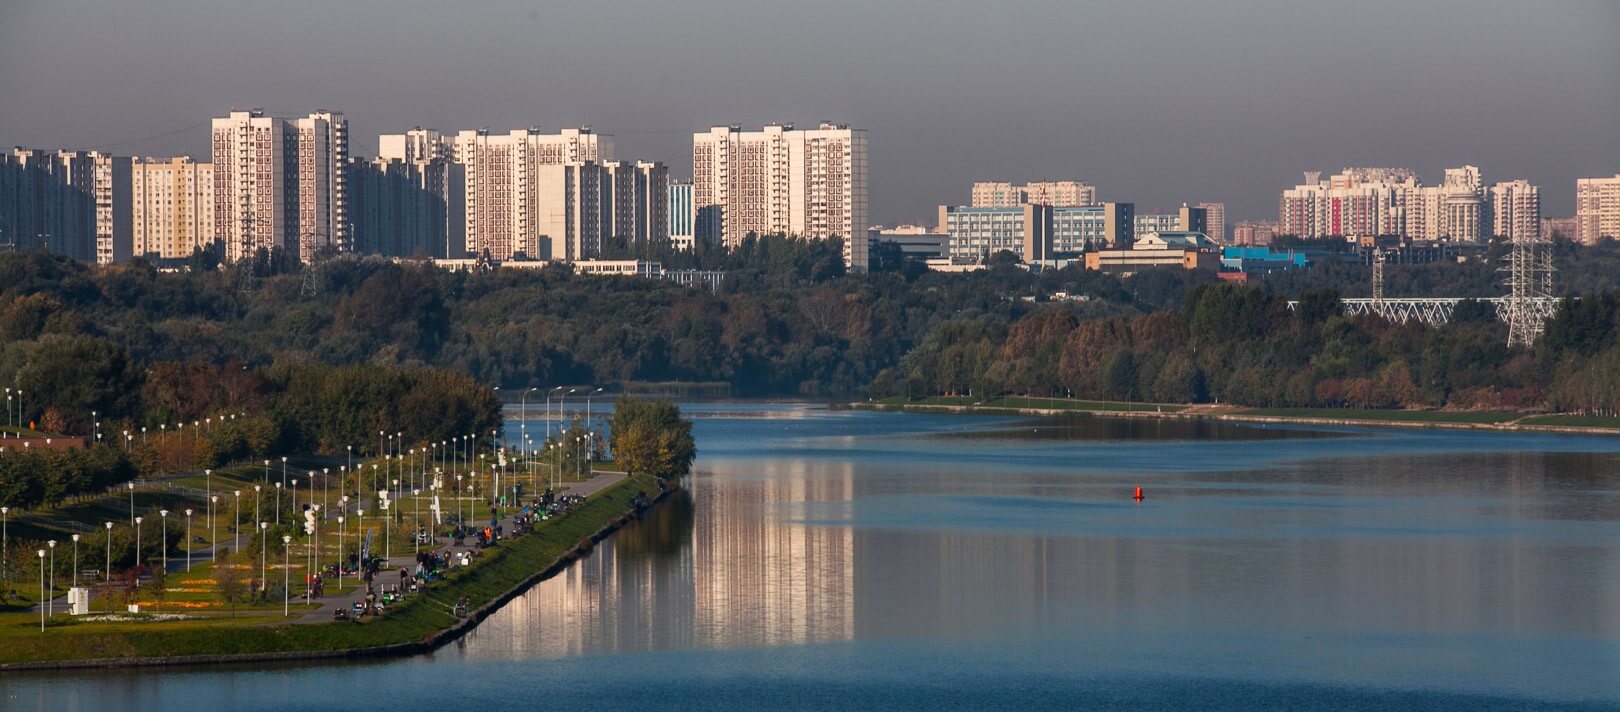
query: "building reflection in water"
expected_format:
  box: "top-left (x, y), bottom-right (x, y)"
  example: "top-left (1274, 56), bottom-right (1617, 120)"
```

top-left (459, 459), bottom-right (855, 658)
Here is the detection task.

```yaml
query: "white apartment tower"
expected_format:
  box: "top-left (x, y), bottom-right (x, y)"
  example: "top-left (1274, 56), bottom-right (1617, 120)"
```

top-left (1490, 179), bottom-right (1541, 243)
top-left (452, 127), bottom-right (613, 260)
top-left (130, 156), bottom-right (214, 259)
top-left (1576, 175), bottom-right (1620, 243)
top-left (210, 109), bottom-right (349, 262)
top-left (693, 123), bottom-right (868, 270)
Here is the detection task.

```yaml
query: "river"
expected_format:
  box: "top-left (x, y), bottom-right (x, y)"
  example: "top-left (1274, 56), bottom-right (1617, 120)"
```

top-left (5, 404), bottom-right (1620, 710)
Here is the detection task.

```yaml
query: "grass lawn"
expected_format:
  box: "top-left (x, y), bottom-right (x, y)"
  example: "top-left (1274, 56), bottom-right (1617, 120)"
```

top-left (0, 471), bottom-right (659, 665)
top-left (1234, 408), bottom-right (1519, 424)
top-left (1516, 414), bottom-right (1620, 429)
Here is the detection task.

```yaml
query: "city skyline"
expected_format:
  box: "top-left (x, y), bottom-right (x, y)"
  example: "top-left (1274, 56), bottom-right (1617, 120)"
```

top-left (1, 0), bottom-right (1615, 224)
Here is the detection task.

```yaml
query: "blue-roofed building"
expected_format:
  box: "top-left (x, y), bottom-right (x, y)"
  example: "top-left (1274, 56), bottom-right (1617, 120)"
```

top-left (1221, 246), bottom-right (1309, 272)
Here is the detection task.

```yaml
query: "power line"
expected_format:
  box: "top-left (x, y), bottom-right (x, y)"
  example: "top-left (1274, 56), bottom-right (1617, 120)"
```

top-left (84, 121), bottom-right (211, 151)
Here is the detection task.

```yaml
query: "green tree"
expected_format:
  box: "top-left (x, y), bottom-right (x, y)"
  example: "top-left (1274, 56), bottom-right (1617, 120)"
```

top-left (608, 396), bottom-right (695, 481)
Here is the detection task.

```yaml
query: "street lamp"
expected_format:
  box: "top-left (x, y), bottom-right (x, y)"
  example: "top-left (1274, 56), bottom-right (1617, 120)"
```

top-left (159, 510), bottom-right (169, 570)
top-left (586, 386), bottom-right (604, 433)
top-left (209, 495), bottom-right (218, 558)
top-left (46, 540), bottom-right (55, 619)
top-left (71, 534), bottom-right (80, 588)
top-left (412, 489), bottom-right (421, 554)
top-left (253, 485), bottom-right (261, 530)
top-left (127, 481), bottom-right (136, 525)
top-left (356, 509), bottom-right (364, 584)
top-left (37, 549), bottom-right (45, 631)
top-left (134, 517), bottom-right (143, 567)
top-left (337, 516), bottom-right (345, 580)
top-left (2, 506), bottom-right (9, 588)
top-left (281, 535), bottom-right (292, 617)
top-left (233, 491), bottom-right (242, 552)
top-left (521, 387), bottom-right (538, 459)
top-left (258, 522), bottom-right (267, 591)
top-left (183, 511), bottom-right (192, 571)
top-left (104, 521), bottom-right (113, 580)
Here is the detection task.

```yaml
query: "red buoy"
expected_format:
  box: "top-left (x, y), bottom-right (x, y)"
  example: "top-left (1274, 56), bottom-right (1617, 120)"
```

top-left (1133, 486), bottom-right (1144, 501)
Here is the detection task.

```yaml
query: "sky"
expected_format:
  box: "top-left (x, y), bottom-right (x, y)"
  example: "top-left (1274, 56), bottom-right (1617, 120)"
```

top-left (1, 0), bottom-right (1616, 225)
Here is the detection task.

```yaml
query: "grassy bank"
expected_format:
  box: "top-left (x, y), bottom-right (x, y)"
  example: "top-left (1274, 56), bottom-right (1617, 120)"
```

top-left (0, 471), bottom-right (660, 666)
top-left (854, 397), bottom-right (1620, 434)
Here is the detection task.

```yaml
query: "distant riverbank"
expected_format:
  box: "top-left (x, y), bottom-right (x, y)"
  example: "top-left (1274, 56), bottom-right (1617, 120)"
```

top-left (843, 396), bottom-right (1620, 436)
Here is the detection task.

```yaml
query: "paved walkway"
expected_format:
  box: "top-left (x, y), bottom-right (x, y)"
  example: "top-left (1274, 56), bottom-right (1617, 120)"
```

top-left (289, 471), bottom-right (625, 624)
top-left (30, 472), bottom-right (628, 620)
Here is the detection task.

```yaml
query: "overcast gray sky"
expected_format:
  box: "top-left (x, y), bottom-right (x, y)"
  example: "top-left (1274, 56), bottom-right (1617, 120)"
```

top-left (2, 0), bottom-right (1616, 224)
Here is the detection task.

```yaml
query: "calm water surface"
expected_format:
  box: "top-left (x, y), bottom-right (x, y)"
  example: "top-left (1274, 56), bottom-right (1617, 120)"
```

top-left (6, 405), bottom-right (1620, 710)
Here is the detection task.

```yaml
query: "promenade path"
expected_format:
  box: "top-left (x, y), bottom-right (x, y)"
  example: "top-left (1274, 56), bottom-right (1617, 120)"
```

top-left (28, 471), bottom-right (628, 621)
top-left (289, 471), bottom-right (626, 624)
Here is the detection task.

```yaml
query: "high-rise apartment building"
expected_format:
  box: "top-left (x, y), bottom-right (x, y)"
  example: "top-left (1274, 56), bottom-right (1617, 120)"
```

top-left (534, 162), bottom-right (601, 261)
top-left (601, 161), bottom-right (669, 249)
top-left (130, 156), bottom-right (214, 260)
top-left (1280, 168), bottom-right (1417, 238)
top-left (92, 152), bottom-right (132, 264)
top-left (1232, 220), bottom-right (1278, 246)
top-left (452, 127), bottom-right (612, 260)
top-left (373, 129), bottom-right (464, 257)
top-left (0, 148), bottom-right (102, 261)
top-left (668, 180), bottom-right (695, 250)
top-left (1489, 179), bottom-right (1541, 243)
top-left (1576, 174), bottom-right (1620, 243)
top-left (1542, 216), bottom-right (1578, 241)
top-left (1195, 202), bottom-right (1225, 243)
top-left (692, 123), bottom-right (868, 270)
top-left (210, 109), bottom-right (348, 262)
top-left (971, 180), bottom-right (1096, 207)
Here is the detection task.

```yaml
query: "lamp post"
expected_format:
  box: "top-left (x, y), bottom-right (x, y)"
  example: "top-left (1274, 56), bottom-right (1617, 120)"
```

top-left (413, 489), bottom-right (421, 554)
top-left (209, 496), bottom-right (218, 559)
top-left (264, 459), bottom-right (270, 485)
top-left (183, 511), bottom-right (192, 571)
top-left (127, 481), bottom-right (135, 525)
top-left (586, 386), bottom-right (604, 434)
top-left (37, 549), bottom-right (45, 631)
top-left (381, 490), bottom-right (391, 563)
top-left (134, 517), bottom-right (143, 567)
top-left (205, 469), bottom-right (212, 519)
top-left (253, 485), bottom-right (261, 530)
top-left (274, 482), bottom-right (282, 526)
top-left (159, 510), bottom-right (168, 570)
top-left (233, 491), bottom-right (242, 552)
top-left (281, 456), bottom-right (288, 489)
top-left (282, 535), bottom-right (292, 617)
top-left (356, 509), bottom-right (364, 584)
top-left (337, 516), bottom-right (345, 580)
top-left (258, 522), bottom-right (267, 591)
top-left (3, 506), bottom-right (9, 589)
top-left (104, 521), bottom-right (113, 580)
top-left (322, 468), bottom-right (330, 517)
top-left (71, 534), bottom-right (80, 588)
top-left (455, 475), bottom-right (463, 529)
top-left (46, 540), bottom-right (55, 619)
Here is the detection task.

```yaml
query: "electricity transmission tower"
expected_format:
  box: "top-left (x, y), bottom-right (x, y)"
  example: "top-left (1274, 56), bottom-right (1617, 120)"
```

top-left (1370, 248), bottom-right (1385, 304)
top-left (1501, 229), bottom-right (1556, 348)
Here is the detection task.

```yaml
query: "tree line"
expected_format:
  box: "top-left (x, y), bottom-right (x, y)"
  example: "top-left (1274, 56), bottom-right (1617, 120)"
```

top-left (876, 284), bottom-right (1620, 414)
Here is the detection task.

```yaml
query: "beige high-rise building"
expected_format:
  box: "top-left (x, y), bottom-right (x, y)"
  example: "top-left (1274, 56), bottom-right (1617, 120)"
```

top-left (453, 127), bottom-right (613, 260)
top-left (130, 157), bottom-right (214, 259)
top-left (1280, 168), bottom-right (1417, 238)
top-left (210, 109), bottom-right (348, 262)
top-left (693, 123), bottom-right (868, 270)
top-left (92, 152), bottom-right (131, 264)
top-left (1195, 202), bottom-right (1225, 243)
top-left (1489, 179), bottom-right (1540, 243)
top-left (1576, 174), bottom-right (1620, 243)
top-left (971, 180), bottom-right (1096, 208)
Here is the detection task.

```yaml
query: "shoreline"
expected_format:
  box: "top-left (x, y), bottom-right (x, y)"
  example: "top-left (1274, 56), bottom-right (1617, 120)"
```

top-left (0, 476), bottom-right (673, 672)
top-left (843, 401), bottom-right (1620, 437)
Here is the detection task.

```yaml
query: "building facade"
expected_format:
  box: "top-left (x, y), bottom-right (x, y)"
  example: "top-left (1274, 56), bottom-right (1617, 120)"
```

top-left (1052, 202), bottom-right (1134, 253)
top-left (1489, 179), bottom-right (1541, 243)
top-left (1232, 220), bottom-right (1278, 246)
top-left (1195, 202), bottom-right (1225, 243)
top-left (668, 180), bottom-right (695, 250)
top-left (601, 161), bottom-right (669, 249)
top-left (939, 205), bottom-right (1052, 262)
top-left (971, 180), bottom-right (1096, 208)
top-left (1576, 175), bottom-right (1620, 243)
top-left (692, 123), bottom-right (868, 270)
top-left (211, 109), bottom-right (349, 262)
top-left (0, 149), bottom-right (102, 261)
top-left (453, 127), bottom-right (612, 260)
top-left (1279, 168), bottom-right (1418, 238)
top-left (130, 156), bottom-right (214, 260)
